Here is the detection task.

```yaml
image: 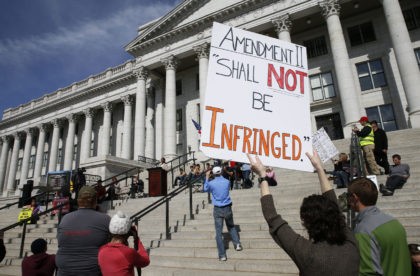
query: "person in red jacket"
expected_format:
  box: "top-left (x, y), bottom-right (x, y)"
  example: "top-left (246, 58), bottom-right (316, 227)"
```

top-left (98, 211), bottom-right (150, 276)
top-left (22, 238), bottom-right (56, 276)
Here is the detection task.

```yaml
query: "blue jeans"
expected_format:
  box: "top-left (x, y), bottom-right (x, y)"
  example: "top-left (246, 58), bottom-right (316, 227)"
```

top-left (213, 205), bottom-right (240, 258)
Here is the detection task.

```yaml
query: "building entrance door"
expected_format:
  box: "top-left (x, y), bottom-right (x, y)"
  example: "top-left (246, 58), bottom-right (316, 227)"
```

top-left (315, 113), bottom-right (344, 140)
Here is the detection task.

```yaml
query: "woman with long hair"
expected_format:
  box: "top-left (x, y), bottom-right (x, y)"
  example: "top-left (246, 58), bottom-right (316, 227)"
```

top-left (247, 151), bottom-right (359, 275)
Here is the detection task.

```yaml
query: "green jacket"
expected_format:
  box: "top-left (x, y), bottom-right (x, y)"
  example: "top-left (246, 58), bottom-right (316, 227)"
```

top-left (354, 206), bottom-right (411, 276)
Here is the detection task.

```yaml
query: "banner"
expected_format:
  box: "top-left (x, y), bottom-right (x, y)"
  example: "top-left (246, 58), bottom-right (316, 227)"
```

top-left (200, 22), bottom-right (312, 171)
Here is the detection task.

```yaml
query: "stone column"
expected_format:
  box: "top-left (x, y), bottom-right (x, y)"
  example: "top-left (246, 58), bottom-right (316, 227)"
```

top-left (6, 133), bottom-right (21, 195)
top-left (81, 108), bottom-right (94, 162)
top-left (101, 102), bottom-right (112, 156)
top-left (121, 95), bottom-right (133, 159)
top-left (19, 128), bottom-right (34, 185)
top-left (194, 43), bottom-right (209, 123)
top-left (64, 114), bottom-right (78, 170)
top-left (48, 119), bottom-right (62, 172)
top-left (133, 67), bottom-right (148, 160)
top-left (272, 14), bottom-right (292, 42)
top-left (0, 136), bottom-right (11, 193)
top-left (145, 87), bottom-right (155, 159)
top-left (320, 0), bottom-right (362, 136)
top-left (161, 55), bottom-right (178, 159)
top-left (33, 124), bottom-right (48, 185)
top-left (380, 0), bottom-right (420, 127)
top-left (154, 80), bottom-right (164, 160)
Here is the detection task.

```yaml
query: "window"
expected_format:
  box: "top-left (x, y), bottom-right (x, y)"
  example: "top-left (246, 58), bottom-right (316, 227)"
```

top-left (57, 148), bottom-right (63, 164)
top-left (310, 72), bottom-right (336, 101)
top-left (29, 155), bottom-right (35, 169)
top-left (176, 79), bottom-right (182, 96)
top-left (303, 36), bottom-right (328, 58)
top-left (42, 151), bottom-right (48, 167)
top-left (176, 109), bottom-right (183, 131)
top-left (403, 6), bottom-right (420, 30)
top-left (366, 104), bottom-right (397, 131)
top-left (73, 145), bottom-right (78, 160)
top-left (17, 158), bottom-right (23, 172)
top-left (90, 140), bottom-right (94, 157)
top-left (348, 22), bottom-right (376, 47)
top-left (415, 48), bottom-right (420, 66)
top-left (356, 59), bottom-right (387, 91)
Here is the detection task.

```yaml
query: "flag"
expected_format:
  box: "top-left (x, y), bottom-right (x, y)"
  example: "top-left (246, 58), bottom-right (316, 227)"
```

top-left (191, 119), bottom-right (201, 134)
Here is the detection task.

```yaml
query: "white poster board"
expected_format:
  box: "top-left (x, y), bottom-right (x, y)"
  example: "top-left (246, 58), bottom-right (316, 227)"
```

top-left (200, 22), bottom-right (313, 172)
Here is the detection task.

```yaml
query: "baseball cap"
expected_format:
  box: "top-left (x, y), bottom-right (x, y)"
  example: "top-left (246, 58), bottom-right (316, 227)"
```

top-left (78, 186), bottom-right (97, 200)
top-left (212, 166), bottom-right (222, 174)
top-left (359, 116), bottom-right (369, 123)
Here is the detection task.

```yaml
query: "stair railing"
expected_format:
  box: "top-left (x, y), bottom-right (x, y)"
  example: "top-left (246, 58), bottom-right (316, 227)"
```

top-left (0, 199), bottom-right (69, 258)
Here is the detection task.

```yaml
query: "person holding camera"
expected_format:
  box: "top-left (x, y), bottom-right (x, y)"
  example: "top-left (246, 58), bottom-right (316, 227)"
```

top-left (98, 211), bottom-right (150, 275)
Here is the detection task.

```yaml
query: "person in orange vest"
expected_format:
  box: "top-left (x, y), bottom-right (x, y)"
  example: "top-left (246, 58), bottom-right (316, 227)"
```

top-left (352, 116), bottom-right (381, 175)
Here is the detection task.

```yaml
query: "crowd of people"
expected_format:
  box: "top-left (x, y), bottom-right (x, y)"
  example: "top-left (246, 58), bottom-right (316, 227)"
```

top-left (1, 119), bottom-right (417, 275)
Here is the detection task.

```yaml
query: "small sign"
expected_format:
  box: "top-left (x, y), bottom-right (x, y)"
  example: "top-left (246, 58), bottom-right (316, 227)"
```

top-left (18, 208), bottom-right (33, 222)
top-left (312, 127), bottom-right (339, 163)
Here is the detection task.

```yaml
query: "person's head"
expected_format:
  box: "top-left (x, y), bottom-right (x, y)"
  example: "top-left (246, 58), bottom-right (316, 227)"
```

top-left (409, 244), bottom-right (420, 269)
top-left (392, 154), bottom-right (401, 165)
top-left (97, 180), bottom-right (103, 187)
top-left (300, 195), bottom-right (346, 245)
top-left (31, 238), bottom-right (47, 255)
top-left (212, 166), bottom-right (222, 176)
top-left (160, 157), bottom-right (166, 163)
top-left (77, 186), bottom-right (97, 209)
top-left (109, 211), bottom-right (132, 240)
top-left (370, 120), bottom-right (378, 131)
top-left (347, 177), bottom-right (378, 212)
top-left (206, 163), bottom-right (211, 169)
top-left (359, 116), bottom-right (369, 126)
top-left (338, 153), bottom-right (348, 162)
top-left (30, 198), bottom-right (37, 207)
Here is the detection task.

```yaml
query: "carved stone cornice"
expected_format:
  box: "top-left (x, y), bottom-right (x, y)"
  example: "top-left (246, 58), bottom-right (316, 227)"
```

top-left (194, 43), bottom-right (210, 59)
top-left (161, 55), bottom-right (178, 71)
top-left (84, 108), bottom-right (95, 118)
top-left (121, 95), bottom-right (133, 106)
top-left (319, 0), bottom-right (341, 19)
top-left (271, 14), bottom-right (292, 35)
top-left (133, 66), bottom-right (149, 81)
top-left (102, 102), bottom-right (113, 113)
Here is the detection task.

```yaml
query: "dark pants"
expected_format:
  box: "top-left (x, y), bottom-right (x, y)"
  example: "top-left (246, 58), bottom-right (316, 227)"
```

top-left (332, 171), bottom-right (350, 188)
top-left (385, 175), bottom-right (407, 191)
top-left (374, 149), bottom-right (390, 174)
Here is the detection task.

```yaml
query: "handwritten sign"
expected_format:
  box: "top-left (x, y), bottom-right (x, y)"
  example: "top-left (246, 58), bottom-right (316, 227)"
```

top-left (200, 22), bottom-right (312, 171)
top-left (18, 208), bottom-right (33, 222)
top-left (312, 127), bottom-right (339, 163)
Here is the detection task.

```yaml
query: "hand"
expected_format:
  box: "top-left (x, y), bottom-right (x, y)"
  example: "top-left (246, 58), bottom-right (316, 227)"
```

top-left (246, 154), bottom-right (266, 177)
top-left (305, 150), bottom-right (323, 171)
top-left (205, 170), bottom-right (211, 179)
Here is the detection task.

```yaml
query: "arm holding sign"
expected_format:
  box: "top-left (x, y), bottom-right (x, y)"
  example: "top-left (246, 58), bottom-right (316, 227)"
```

top-left (246, 152), bottom-right (358, 274)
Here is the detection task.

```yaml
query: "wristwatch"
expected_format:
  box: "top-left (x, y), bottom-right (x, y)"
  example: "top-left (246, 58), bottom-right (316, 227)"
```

top-left (258, 176), bottom-right (271, 184)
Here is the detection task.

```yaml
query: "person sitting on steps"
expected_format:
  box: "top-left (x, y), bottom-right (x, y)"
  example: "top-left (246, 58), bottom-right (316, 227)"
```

top-left (379, 154), bottom-right (410, 196)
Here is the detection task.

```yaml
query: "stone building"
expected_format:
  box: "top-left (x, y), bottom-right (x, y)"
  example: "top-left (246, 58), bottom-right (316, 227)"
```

top-left (0, 0), bottom-right (419, 197)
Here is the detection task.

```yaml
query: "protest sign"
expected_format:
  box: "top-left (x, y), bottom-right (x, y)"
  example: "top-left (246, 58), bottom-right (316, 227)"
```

top-left (312, 127), bottom-right (339, 163)
top-left (200, 22), bottom-right (312, 171)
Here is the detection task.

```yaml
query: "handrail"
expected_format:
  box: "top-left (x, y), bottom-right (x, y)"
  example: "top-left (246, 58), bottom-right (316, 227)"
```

top-left (0, 199), bottom-right (69, 258)
top-left (0, 191), bottom-right (49, 211)
top-left (130, 151), bottom-right (205, 241)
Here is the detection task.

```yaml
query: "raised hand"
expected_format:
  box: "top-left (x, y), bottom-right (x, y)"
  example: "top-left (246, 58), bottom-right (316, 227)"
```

top-left (246, 154), bottom-right (266, 177)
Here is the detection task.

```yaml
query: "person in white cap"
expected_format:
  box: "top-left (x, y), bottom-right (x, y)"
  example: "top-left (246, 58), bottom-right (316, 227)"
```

top-left (98, 211), bottom-right (150, 275)
top-left (203, 166), bottom-right (243, 261)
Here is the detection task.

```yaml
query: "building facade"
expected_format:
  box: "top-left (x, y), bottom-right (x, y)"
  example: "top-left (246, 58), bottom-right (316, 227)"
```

top-left (0, 0), bottom-right (419, 197)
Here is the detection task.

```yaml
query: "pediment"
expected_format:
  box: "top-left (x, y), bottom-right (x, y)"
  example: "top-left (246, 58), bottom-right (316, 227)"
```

top-left (125, 0), bottom-right (278, 56)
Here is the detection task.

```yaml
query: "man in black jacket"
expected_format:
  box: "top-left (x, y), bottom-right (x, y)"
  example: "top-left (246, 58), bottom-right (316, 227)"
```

top-left (371, 120), bottom-right (390, 174)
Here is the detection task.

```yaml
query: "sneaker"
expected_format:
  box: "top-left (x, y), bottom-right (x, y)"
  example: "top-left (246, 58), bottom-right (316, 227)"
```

top-left (379, 183), bottom-right (385, 193)
top-left (235, 244), bottom-right (243, 251)
top-left (219, 256), bottom-right (227, 261)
